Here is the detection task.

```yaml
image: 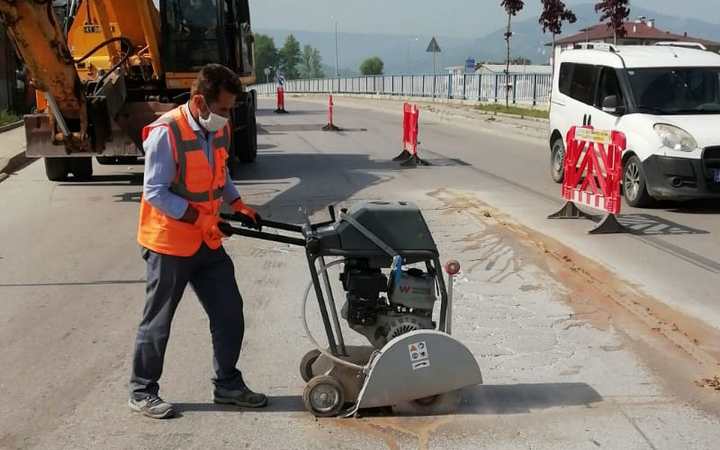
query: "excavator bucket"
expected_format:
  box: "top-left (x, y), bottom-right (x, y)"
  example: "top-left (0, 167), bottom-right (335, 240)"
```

top-left (353, 330), bottom-right (483, 412)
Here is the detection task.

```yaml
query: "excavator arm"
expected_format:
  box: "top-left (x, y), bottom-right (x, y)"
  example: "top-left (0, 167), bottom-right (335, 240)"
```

top-left (0, 0), bottom-right (88, 147)
top-left (0, 0), bottom-right (164, 155)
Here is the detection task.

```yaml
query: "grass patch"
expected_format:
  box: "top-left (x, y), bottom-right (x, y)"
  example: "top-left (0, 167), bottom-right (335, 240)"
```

top-left (0, 110), bottom-right (20, 127)
top-left (474, 103), bottom-right (549, 119)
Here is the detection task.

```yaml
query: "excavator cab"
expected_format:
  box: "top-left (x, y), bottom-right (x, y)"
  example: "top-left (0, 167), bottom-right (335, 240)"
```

top-left (161, 0), bottom-right (253, 76)
top-left (160, 0), bottom-right (257, 171)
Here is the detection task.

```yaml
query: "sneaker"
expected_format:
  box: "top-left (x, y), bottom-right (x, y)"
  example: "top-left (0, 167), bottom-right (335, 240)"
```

top-left (128, 394), bottom-right (176, 419)
top-left (213, 384), bottom-right (268, 408)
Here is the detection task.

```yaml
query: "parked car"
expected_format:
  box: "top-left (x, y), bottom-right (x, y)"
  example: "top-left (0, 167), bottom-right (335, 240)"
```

top-left (549, 43), bottom-right (720, 207)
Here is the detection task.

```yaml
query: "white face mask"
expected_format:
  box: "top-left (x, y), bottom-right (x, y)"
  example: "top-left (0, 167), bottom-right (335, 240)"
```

top-left (198, 99), bottom-right (229, 132)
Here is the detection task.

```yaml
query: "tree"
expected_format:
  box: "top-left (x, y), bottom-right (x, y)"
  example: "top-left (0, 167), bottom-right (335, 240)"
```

top-left (254, 34), bottom-right (279, 83)
top-left (360, 57), bottom-right (384, 75)
top-left (539, 0), bottom-right (577, 71)
top-left (500, 0), bottom-right (524, 107)
top-left (595, 0), bottom-right (631, 45)
top-left (278, 34), bottom-right (302, 80)
top-left (299, 45), bottom-right (325, 79)
top-left (539, 0), bottom-right (577, 47)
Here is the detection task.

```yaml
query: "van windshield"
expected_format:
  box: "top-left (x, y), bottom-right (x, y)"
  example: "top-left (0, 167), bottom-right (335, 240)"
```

top-left (627, 67), bottom-right (720, 115)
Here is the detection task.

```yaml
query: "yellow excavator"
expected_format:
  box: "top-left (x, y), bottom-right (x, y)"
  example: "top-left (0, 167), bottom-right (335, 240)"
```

top-left (0, 0), bottom-right (257, 181)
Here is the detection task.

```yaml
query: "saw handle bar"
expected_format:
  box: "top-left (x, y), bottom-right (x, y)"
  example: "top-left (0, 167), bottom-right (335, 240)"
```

top-left (217, 221), bottom-right (307, 247)
top-left (218, 205), bottom-right (337, 248)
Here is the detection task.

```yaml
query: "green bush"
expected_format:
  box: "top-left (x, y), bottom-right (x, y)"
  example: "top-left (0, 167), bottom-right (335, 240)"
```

top-left (474, 103), bottom-right (549, 119)
top-left (0, 110), bottom-right (20, 127)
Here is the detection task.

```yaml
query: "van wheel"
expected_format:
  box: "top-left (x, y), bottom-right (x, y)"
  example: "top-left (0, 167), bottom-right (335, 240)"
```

top-left (550, 138), bottom-right (565, 183)
top-left (623, 155), bottom-right (652, 208)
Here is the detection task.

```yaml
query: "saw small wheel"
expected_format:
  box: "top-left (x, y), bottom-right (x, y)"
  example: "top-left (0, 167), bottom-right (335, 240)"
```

top-left (391, 389), bottom-right (462, 416)
top-left (303, 375), bottom-right (345, 417)
top-left (299, 349), bottom-right (321, 382)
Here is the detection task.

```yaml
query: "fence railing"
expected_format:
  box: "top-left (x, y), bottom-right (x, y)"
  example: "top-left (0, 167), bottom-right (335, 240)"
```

top-left (252, 73), bottom-right (553, 107)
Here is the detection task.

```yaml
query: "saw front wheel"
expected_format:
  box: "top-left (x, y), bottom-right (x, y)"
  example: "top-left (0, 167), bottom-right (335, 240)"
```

top-left (303, 375), bottom-right (345, 417)
top-left (299, 349), bottom-right (321, 382)
top-left (391, 389), bottom-right (462, 416)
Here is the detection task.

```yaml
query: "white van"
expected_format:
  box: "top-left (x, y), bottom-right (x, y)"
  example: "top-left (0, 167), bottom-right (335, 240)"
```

top-left (549, 44), bottom-right (720, 207)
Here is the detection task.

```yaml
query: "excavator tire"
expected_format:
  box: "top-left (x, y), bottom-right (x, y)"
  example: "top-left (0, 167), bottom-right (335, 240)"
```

top-left (69, 157), bottom-right (93, 180)
top-left (237, 111), bottom-right (257, 163)
top-left (229, 91), bottom-right (258, 179)
top-left (44, 158), bottom-right (69, 182)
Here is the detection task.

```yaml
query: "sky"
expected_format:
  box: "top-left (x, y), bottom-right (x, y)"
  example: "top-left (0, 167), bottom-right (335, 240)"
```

top-left (250, 0), bottom-right (720, 38)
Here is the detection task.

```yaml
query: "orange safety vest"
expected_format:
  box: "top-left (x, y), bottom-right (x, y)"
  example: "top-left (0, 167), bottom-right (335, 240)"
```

top-left (137, 105), bottom-right (231, 257)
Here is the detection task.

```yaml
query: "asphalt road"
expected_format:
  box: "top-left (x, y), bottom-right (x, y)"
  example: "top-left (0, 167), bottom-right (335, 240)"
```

top-left (296, 95), bottom-right (720, 329)
top-left (0, 97), bottom-right (719, 450)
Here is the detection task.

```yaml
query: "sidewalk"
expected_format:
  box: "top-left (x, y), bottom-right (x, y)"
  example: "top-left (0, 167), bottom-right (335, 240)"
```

top-left (0, 124), bottom-right (29, 180)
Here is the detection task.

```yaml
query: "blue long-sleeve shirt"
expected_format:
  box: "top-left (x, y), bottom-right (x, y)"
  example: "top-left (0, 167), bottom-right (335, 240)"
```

top-left (143, 104), bottom-right (241, 219)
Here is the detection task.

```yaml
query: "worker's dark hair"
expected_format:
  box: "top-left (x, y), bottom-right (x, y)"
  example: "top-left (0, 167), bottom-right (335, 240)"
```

top-left (191, 64), bottom-right (242, 103)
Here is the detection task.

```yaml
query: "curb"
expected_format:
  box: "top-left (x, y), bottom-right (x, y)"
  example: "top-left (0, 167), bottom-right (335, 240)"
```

top-left (0, 120), bottom-right (23, 134)
top-left (278, 93), bottom-right (548, 141)
top-left (420, 103), bottom-right (549, 126)
top-left (271, 92), bottom-right (549, 127)
top-left (430, 105), bottom-right (549, 124)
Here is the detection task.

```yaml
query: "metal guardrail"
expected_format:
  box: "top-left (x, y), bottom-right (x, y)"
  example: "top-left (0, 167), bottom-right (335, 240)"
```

top-left (252, 73), bottom-right (553, 107)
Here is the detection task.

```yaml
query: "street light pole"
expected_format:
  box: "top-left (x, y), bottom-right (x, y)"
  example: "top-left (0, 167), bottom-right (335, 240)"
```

top-left (406, 37), bottom-right (419, 75)
top-left (407, 39), bottom-right (410, 74)
top-left (406, 37), bottom-right (416, 74)
top-left (335, 22), bottom-right (339, 77)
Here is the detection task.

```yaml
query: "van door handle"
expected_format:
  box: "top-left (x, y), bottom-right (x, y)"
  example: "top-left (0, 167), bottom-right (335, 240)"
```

top-left (588, 115), bottom-right (592, 125)
top-left (582, 114), bottom-right (587, 126)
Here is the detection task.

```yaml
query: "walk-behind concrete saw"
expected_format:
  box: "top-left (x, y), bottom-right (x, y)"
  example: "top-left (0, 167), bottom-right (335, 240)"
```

top-left (219, 201), bottom-right (483, 417)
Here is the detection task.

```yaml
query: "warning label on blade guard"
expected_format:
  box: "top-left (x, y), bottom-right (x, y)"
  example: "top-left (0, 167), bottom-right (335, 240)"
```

top-left (408, 341), bottom-right (431, 370)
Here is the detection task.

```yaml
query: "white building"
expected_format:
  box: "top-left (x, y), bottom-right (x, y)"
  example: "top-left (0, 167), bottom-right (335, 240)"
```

top-left (475, 64), bottom-right (552, 75)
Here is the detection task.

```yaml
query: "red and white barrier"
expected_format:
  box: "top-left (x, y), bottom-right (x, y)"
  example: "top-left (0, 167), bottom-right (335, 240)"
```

top-left (549, 126), bottom-right (627, 234)
top-left (394, 103), bottom-right (428, 166)
top-left (322, 95), bottom-right (341, 131)
top-left (274, 87), bottom-right (288, 113)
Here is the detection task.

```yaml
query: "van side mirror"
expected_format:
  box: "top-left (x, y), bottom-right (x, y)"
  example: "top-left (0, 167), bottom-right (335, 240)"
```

top-left (602, 95), bottom-right (624, 115)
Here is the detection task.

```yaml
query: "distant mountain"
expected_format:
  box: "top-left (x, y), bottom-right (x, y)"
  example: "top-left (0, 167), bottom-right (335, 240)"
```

top-left (257, 4), bottom-right (720, 75)
top-left (462, 3), bottom-right (720, 65)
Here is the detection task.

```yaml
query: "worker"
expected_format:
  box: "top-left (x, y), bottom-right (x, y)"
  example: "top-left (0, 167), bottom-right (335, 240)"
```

top-left (128, 64), bottom-right (266, 419)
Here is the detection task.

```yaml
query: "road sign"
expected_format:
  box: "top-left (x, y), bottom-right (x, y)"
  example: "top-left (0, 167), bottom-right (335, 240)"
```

top-left (426, 37), bottom-right (441, 53)
top-left (465, 58), bottom-right (476, 72)
top-left (426, 37), bottom-right (442, 77)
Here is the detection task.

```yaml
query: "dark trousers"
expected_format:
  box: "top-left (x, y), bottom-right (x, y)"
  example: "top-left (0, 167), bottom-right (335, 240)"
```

top-left (129, 244), bottom-right (245, 399)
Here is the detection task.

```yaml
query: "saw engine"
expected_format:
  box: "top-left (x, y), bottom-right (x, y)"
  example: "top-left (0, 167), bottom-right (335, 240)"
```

top-left (340, 259), bottom-right (437, 348)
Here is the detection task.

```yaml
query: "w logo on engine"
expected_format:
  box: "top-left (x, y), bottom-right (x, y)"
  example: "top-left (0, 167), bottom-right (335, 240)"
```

top-left (399, 285), bottom-right (412, 293)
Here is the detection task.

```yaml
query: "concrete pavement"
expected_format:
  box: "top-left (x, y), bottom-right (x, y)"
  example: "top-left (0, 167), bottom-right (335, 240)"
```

top-left (0, 126), bottom-right (30, 180)
top-left (0, 98), bottom-right (719, 449)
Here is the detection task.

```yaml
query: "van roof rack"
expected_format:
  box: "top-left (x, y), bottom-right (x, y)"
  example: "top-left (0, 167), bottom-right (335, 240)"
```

top-left (572, 43), bottom-right (619, 53)
top-left (655, 41), bottom-right (707, 51)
